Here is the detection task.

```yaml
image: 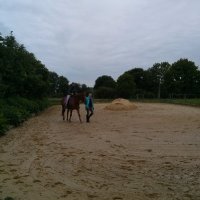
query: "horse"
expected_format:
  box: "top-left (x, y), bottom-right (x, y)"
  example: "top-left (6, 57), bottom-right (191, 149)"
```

top-left (61, 93), bottom-right (85, 122)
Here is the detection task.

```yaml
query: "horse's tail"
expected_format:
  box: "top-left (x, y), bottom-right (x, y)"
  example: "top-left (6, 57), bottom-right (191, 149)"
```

top-left (61, 97), bottom-right (67, 115)
top-left (61, 104), bottom-right (64, 115)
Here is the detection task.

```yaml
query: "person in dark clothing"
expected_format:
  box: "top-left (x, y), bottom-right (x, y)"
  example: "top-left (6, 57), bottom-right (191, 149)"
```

top-left (66, 83), bottom-right (77, 106)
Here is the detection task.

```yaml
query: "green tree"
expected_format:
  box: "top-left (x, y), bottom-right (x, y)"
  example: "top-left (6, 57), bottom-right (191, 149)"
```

top-left (148, 62), bottom-right (171, 98)
top-left (117, 73), bottom-right (136, 98)
top-left (94, 87), bottom-right (116, 99)
top-left (126, 68), bottom-right (151, 96)
top-left (57, 76), bottom-right (69, 96)
top-left (94, 75), bottom-right (117, 98)
top-left (164, 59), bottom-right (199, 97)
top-left (0, 33), bottom-right (56, 98)
top-left (48, 72), bottom-right (59, 97)
top-left (80, 84), bottom-right (88, 93)
top-left (195, 71), bottom-right (200, 95)
top-left (94, 75), bottom-right (116, 89)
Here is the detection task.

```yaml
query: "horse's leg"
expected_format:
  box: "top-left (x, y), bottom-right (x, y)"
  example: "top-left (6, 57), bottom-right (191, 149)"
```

top-left (62, 106), bottom-right (65, 121)
top-left (69, 110), bottom-right (72, 122)
top-left (77, 109), bottom-right (82, 123)
top-left (67, 109), bottom-right (69, 122)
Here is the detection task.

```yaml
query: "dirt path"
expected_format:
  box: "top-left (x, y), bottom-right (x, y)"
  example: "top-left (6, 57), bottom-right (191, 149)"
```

top-left (0, 103), bottom-right (200, 200)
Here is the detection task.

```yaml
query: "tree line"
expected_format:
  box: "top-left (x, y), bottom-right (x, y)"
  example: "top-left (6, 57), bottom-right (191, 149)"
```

top-left (0, 33), bottom-right (86, 135)
top-left (94, 60), bottom-right (200, 99)
top-left (0, 33), bottom-right (88, 99)
top-left (1, 32), bottom-right (200, 101)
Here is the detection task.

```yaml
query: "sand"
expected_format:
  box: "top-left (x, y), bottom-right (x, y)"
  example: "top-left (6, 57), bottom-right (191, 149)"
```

top-left (0, 103), bottom-right (200, 200)
top-left (104, 98), bottom-right (137, 111)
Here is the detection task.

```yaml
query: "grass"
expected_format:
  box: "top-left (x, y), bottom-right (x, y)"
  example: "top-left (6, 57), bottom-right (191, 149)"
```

top-left (131, 98), bottom-right (200, 107)
top-left (48, 98), bottom-right (61, 105)
top-left (162, 98), bottom-right (200, 107)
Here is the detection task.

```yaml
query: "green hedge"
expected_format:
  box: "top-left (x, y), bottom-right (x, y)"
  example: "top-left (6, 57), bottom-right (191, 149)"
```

top-left (0, 97), bottom-right (50, 136)
top-left (4, 197), bottom-right (15, 200)
top-left (0, 113), bottom-right (9, 135)
top-left (2, 106), bottom-right (30, 127)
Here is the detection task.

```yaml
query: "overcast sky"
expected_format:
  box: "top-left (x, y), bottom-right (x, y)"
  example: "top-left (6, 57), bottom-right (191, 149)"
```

top-left (0, 0), bottom-right (200, 86)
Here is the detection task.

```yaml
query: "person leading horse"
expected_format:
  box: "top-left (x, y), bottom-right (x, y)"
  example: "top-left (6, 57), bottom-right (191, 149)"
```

top-left (61, 84), bottom-right (85, 122)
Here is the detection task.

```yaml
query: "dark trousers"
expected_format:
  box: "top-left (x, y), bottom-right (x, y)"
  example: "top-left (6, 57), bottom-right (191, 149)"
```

top-left (86, 108), bottom-right (93, 122)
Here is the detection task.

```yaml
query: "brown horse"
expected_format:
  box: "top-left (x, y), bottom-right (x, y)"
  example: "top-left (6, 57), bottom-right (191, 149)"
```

top-left (61, 93), bottom-right (85, 122)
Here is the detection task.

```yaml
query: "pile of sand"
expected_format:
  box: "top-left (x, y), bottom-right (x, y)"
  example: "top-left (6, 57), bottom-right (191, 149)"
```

top-left (104, 98), bottom-right (137, 111)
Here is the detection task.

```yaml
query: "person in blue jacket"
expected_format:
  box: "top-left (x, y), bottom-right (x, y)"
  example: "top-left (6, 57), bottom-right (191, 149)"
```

top-left (85, 92), bottom-right (94, 122)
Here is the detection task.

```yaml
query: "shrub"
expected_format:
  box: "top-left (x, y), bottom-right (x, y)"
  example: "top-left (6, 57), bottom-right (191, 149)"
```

top-left (0, 98), bottom-right (50, 133)
top-left (2, 106), bottom-right (30, 127)
top-left (94, 87), bottom-right (117, 99)
top-left (0, 113), bottom-right (9, 136)
top-left (4, 197), bottom-right (15, 200)
top-left (36, 99), bottom-right (50, 111)
top-left (6, 97), bottom-right (40, 114)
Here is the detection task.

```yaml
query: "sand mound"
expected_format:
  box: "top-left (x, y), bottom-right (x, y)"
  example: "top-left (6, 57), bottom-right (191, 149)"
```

top-left (104, 98), bottom-right (137, 111)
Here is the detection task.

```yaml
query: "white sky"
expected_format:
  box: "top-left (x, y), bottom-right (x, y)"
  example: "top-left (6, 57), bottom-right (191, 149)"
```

top-left (0, 0), bottom-right (200, 86)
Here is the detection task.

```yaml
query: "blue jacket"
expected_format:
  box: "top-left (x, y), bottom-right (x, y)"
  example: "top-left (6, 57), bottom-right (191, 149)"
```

top-left (85, 96), bottom-right (94, 110)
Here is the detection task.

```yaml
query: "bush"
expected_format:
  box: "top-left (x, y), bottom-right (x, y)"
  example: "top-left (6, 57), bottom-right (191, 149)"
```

top-left (6, 97), bottom-right (40, 114)
top-left (94, 87), bottom-right (117, 99)
top-left (0, 99), bottom-right (6, 109)
top-left (2, 106), bottom-right (30, 127)
top-left (143, 92), bottom-right (156, 98)
top-left (0, 113), bottom-right (9, 136)
top-left (36, 99), bottom-right (50, 111)
top-left (4, 197), bottom-right (15, 200)
top-left (0, 98), bottom-right (50, 134)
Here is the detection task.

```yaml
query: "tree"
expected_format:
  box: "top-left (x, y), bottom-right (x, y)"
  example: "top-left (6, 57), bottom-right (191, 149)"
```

top-left (117, 73), bottom-right (136, 98)
top-left (195, 71), bottom-right (200, 95)
top-left (94, 75), bottom-right (117, 98)
top-left (57, 76), bottom-right (69, 97)
top-left (147, 62), bottom-right (171, 98)
top-left (48, 72), bottom-right (59, 97)
top-left (80, 84), bottom-right (89, 93)
top-left (94, 75), bottom-right (116, 89)
top-left (126, 68), bottom-right (150, 95)
top-left (0, 33), bottom-right (62, 98)
top-left (164, 59), bottom-right (199, 97)
top-left (94, 87), bottom-right (116, 99)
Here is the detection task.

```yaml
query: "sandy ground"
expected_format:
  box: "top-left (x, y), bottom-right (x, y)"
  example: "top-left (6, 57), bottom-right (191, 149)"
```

top-left (0, 103), bottom-right (200, 200)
